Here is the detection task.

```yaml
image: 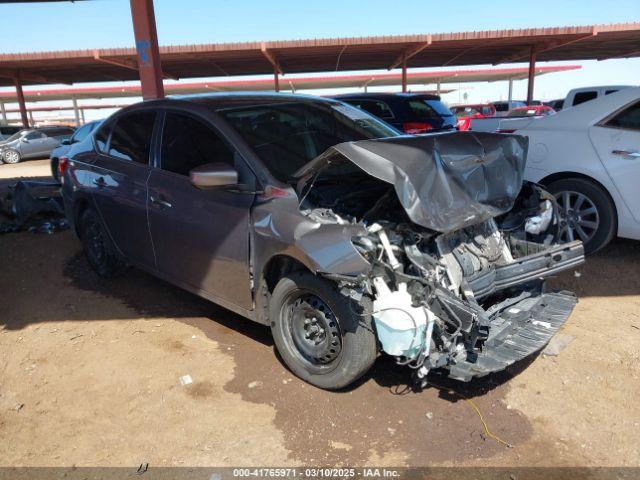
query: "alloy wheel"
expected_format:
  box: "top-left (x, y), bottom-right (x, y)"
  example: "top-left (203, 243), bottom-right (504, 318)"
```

top-left (555, 190), bottom-right (600, 243)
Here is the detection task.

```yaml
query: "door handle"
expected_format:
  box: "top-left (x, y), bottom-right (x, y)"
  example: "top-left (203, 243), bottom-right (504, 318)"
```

top-left (93, 177), bottom-right (106, 187)
top-left (150, 195), bottom-right (172, 209)
top-left (612, 149), bottom-right (640, 159)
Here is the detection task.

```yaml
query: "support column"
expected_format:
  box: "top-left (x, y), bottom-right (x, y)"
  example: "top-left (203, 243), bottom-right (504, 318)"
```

top-left (526, 46), bottom-right (536, 105)
top-left (0, 100), bottom-right (6, 124)
top-left (508, 79), bottom-right (513, 103)
top-left (80, 108), bottom-right (86, 124)
top-left (72, 97), bottom-right (80, 126)
top-left (130, 0), bottom-right (164, 100)
top-left (401, 53), bottom-right (407, 93)
top-left (13, 76), bottom-right (29, 128)
top-left (436, 81), bottom-right (441, 96)
top-left (28, 110), bottom-right (34, 126)
top-left (273, 67), bottom-right (279, 92)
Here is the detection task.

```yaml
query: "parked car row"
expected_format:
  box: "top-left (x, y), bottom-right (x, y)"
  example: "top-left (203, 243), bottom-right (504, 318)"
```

top-left (58, 92), bottom-right (584, 390)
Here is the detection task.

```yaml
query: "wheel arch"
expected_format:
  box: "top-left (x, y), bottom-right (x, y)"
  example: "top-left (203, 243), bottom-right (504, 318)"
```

top-left (255, 253), bottom-right (316, 325)
top-left (72, 197), bottom-right (91, 237)
top-left (538, 171), bottom-right (618, 222)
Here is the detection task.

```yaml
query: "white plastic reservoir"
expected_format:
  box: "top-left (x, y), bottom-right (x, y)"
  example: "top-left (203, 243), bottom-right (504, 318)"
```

top-left (372, 278), bottom-right (429, 358)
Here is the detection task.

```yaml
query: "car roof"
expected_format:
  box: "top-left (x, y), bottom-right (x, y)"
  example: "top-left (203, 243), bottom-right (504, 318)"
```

top-left (333, 92), bottom-right (441, 101)
top-left (147, 92), bottom-right (344, 111)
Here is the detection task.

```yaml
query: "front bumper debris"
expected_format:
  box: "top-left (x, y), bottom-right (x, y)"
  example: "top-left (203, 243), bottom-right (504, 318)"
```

top-left (448, 291), bottom-right (578, 381)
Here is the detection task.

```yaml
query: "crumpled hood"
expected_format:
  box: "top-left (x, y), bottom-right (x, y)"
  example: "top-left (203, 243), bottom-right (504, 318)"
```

top-left (296, 131), bottom-right (528, 233)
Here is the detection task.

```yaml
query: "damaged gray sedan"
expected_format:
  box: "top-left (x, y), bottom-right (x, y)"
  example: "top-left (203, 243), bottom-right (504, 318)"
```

top-left (61, 93), bottom-right (584, 390)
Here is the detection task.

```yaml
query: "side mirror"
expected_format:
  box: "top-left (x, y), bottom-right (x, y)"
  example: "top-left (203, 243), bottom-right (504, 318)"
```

top-left (61, 139), bottom-right (71, 146)
top-left (189, 162), bottom-right (238, 189)
top-left (22, 138), bottom-right (30, 143)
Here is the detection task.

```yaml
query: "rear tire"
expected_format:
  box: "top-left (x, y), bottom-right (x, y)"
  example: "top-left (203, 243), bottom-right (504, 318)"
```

top-left (3, 149), bottom-right (21, 164)
top-left (79, 209), bottom-right (126, 278)
top-left (269, 271), bottom-right (377, 390)
top-left (546, 177), bottom-right (616, 254)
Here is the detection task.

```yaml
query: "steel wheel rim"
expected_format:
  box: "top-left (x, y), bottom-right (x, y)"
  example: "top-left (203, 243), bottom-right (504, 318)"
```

top-left (555, 190), bottom-right (599, 243)
top-left (284, 292), bottom-right (342, 365)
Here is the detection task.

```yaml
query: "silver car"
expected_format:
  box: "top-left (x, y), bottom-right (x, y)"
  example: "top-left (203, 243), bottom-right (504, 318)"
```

top-left (61, 93), bottom-right (584, 390)
top-left (0, 126), bottom-right (75, 164)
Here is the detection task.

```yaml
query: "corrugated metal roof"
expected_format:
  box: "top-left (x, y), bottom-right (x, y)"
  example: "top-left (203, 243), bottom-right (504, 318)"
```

top-left (0, 23), bottom-right (635, 87)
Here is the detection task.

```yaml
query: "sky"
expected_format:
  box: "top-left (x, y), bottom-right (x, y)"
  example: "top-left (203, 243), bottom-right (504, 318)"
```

top-left (0, 0), bottom-right (639, 122)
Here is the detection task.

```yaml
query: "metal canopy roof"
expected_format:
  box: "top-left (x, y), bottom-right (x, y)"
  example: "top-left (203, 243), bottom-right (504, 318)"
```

top-left (0, 65), bottom-right (579, 103)
top-left (0, 23), bottom-right (636, 87)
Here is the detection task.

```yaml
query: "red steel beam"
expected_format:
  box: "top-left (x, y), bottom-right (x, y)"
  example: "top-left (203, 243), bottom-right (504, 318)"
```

top-left (401, 54), bottom-right (407, 93)
top-left (129, 0), bottom-right (164, 100)
top-left (526, 47), bottom-right (537, 104)
top-left (13, 76), bottom-right (29, 127)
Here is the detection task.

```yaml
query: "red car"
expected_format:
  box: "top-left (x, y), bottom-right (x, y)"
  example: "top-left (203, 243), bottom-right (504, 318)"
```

top-left (450, 104), bottom-right (496, 131)
top-left (506, 105), bottom-right (556, 117)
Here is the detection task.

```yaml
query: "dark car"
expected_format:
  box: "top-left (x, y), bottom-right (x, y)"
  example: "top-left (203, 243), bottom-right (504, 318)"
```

top-left (50, 120), bottom-right (101, 180)
top-left (61, 93), bottom-right (583, 390)
top-left (0, 126), bottom-right (75, 164)
top-left (333, 93), bottom-right (457, 134)
top-left (544, 99), bottom-right (565, 111)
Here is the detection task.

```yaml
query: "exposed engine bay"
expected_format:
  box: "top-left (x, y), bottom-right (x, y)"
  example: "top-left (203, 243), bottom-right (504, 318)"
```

top-left (295, 133), bottom-right (584, 384)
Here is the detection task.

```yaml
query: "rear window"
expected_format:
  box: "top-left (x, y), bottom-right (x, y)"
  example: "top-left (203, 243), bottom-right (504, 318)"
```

top-left (42, 127), bottom-right (75, 137)
top-left (423, 100), bottom-right (453, 117)
top-left (506, 108), bottom-right (538, 117)
top-left (345, 99), bottom-right (395, 119)
top-left (493, 102), bottom-right (509, 112)
top-left (407, 100), bottom-right (442, 119)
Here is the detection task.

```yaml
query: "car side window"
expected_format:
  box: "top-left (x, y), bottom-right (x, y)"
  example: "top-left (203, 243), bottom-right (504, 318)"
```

top-left (572, 91), bottom-right (597, 106)
top-left (108, 111), bottom-right (156, 164)
top-left (160, 112), bottom-right (235, 176)
top-left (24, 131), bottom-right (44, 140)
top-left (605, 101), bottom-right (640, 131)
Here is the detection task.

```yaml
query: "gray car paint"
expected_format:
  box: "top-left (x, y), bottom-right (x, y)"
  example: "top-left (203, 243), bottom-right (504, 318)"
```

top-left (62, 93), bottom-right (529, 328)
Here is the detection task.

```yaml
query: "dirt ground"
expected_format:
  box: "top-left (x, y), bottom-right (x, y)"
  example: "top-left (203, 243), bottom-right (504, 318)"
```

top-left (1, 160), bottom-right (639, 467)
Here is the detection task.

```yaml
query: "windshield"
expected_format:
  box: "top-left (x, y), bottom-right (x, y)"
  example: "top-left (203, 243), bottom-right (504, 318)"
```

top-left (3, 130), bottom-right (27, 143)
top-left (219, 101), bottom-right (398, 182)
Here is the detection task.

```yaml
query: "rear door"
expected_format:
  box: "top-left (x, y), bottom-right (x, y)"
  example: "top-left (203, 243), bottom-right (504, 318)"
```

top-left (147, 110), bottom-right (254, 309)
top-left (589, 100), bottom-right (640, 223)
top-left (89, 110), bottom-right (157, 267)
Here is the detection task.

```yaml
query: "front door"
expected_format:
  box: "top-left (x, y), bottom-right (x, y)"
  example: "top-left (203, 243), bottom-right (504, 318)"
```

top-left (89, 111), bottom-right (157, 268)
top-left (21, 131), bottom-right (48, 158)
top-left (589, 100), bottom-right (640, 223)
top-left (148, 111), bottom-right (255, 309)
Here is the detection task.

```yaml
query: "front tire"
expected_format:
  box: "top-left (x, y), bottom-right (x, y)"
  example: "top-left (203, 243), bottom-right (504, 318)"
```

top-left (269, 271), bottom-right (377, 390)
top-left (546, 177), bottom-right (616, 254)
top-left (79, 209), bottom-right (126, 278)
top-left (3, 149), bottom-right (21, 164)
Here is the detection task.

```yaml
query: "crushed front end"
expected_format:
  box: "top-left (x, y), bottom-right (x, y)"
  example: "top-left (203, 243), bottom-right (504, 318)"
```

top-left (295, 132), bottom-right (585, 383)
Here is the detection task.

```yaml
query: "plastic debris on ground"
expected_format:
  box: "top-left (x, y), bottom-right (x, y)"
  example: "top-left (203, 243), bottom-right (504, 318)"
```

top-left (0, 180), bottom-right (69, 235)
top-left (542, 333), bottom-right (575, 356)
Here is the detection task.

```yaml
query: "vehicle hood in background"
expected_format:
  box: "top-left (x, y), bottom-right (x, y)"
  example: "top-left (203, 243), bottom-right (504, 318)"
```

top-left (296, 131), bottom-right (528, 233)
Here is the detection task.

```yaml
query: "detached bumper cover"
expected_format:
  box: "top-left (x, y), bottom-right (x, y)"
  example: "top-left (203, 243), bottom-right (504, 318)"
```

top-left (448, 291), bottom-right (577, 381)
